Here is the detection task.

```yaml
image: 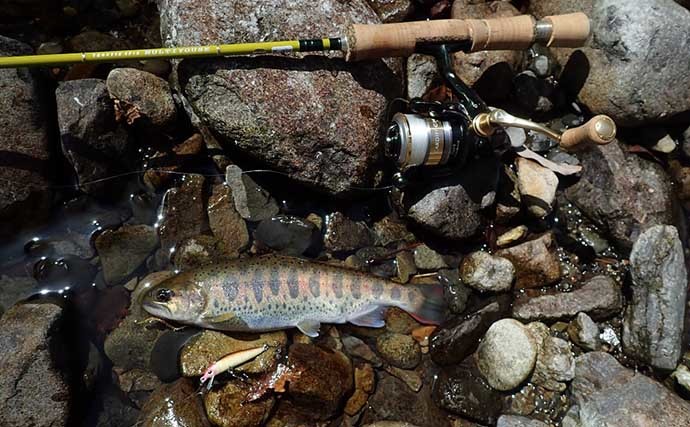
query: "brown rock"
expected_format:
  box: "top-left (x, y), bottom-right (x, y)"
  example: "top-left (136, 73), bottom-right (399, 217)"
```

top-left (376, 332), bottom-right (422, 369)
top-left (158, 174), bottom-right (207, 253)
top-left (172, 235), bottom-right (230, 269)
top-left (496, 232), bottom-right (562, 289)
top-left (366, 0), bottom-right (414, 22)
top-left (204, 380), bottom-right (275, 427)
top-left (107, 67), bottom-right (177, 129)
top-left (324, 211), bottom-right (374, 253)
top-left (208, 184), bottom-right (249, 257)
top-left (138, 378), bottom-right (210, 427)
top-left (345, 363), bottom-right (376, 415)
top-left (95, 224), bottom-right (159, 285)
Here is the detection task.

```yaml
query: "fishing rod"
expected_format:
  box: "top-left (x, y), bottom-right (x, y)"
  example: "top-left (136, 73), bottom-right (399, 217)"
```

top-left (0, 12), bottom-right (616, 183)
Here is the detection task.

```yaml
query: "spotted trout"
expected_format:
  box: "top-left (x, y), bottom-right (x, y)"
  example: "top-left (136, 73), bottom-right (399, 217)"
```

top-left (141, 255), bottom-right (444, 337)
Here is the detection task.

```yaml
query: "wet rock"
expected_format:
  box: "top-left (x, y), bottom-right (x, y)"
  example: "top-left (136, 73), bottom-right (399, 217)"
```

top-left (571, 352), bottom-right (690, 426)
top-left (106, 67), bottom-right (177, 129)
top-left (137, 378), bottom-right (210, 427)
top-left (407, 184), bottom-right (482, 240)
top-left (531, 337), bottom-right (575, 392)
top-left (565, 141), bottom-right (677, 254)
top-left (372, 215), bottom-right (415, 246)
top-left (395, 251), bottom-right (417, 283)
top-left (94, 385), bottom-right (141, 427)
top-left (516, 158), bottom-right (558, 218)
top-left (165, 0), bottom-right (399, 196)
top-left (439, 269), bottom-right (472, 315)
top-left (0, 275), bottom-right (37, 313)
top-left (512, 275), bottom-right (622, 322)
top-left (95, 224), bottom-right (158, 285)
top-left (430, 296), bottom-right (511, 365)
top-left (385, 308), bottom-right (419, 335)
top-left (568, 312), bottom-right (601, 351)
top-left (433, 357), bottom-right (503, 425)
top-left (497, 415), bottom-right (549, 427)
top-left (451, 1), bottom-right (523, 101)
top-left (114, 368), bottom-right (161, 408)
top-left (104, 308), bottom-right (165, 375)
top-left (56, 79), bottom-right (131, 194)
top-left (344, 363), bottom-right (375, 416)
top-left (496, 226), bottom-right (528, 247)
top-left (413, 244), bottom-right (447, 270)
top-left (255, 215), bottom-right (320, 256)
top-left (384, 365), bottom-right (422, 392)
top-left (367, 0), bottom-right (413, 22)
top-left (0, 36), bottom-right (51, 236)
top-left (342, 335), bottom-right (383, 366)
top-left (477, 319), bottom-right (538, 391)
top-left (158, 174), bottom-right (206, 253)
top-left (407, 54), bottom-right (438, 98)
top-left (172, 235), bottom-right (229, 269)
top-left (0, 303), bottom-right (69, 427)
top-left (459, 251), bottom-right (514, 293)
top-left (204, 380), bottom-right (275, 427)
top-left (623, 225), bottom-right (687, 370)
top-left (376, 332), bottom-right (421, 369)
top-left (539, 0), bottom-right (690, 125)
top-left (180, 330), bottom-right (286, 376)
top-left (361, 372), bottom-right (451, 427)
top-left (496, 166), bottom-right (521, 223)
top-left (208, 184), bottom-right (249, 257)
top-left (324, 211), bottom-right (374, 253)
top-left (284, 343), bottom-right (353, 420)
top-left (224, 165), bottom-right (279, 222)
top-left (496, 232), bottom-right (562, 289)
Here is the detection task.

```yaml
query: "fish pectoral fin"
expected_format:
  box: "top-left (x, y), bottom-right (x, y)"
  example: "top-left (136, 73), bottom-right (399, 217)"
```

top-left (296, 319), bottom-right (321, 338)
top-left (200, 312), bottom-right (237, 323)
top-left (349, 306), bottom-right (386, 328)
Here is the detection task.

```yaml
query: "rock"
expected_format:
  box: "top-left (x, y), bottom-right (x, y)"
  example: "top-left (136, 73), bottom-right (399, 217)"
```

top-left (344, 363), bottom-right (376, 416)
top-left (496, 233), bottom-right (562, 289)
top-left (0, 303), bottom-right (69, 427)
top-left (95, 224), bottom-right (158, 285)
top-left (157, 174), bottom-right (206, 253)
top-left (496, 166), bottom-right (522, 224)
top-left (407, 184), bottom-right (482, 240)
top-left (376, 332), bottom-right (421, 369)
top-left (361, 373), bottom-right (451, 427)
top-left (180, 330), bottom-right (286, 376)
top-left (137, 378), bottom-right (210, 426)
top-left (208, 184), bottom-right (249, 257)
top-left (104, 308), bottom-right (165, 374)
top-left (385, 308), bottom-right (420, 335)
top-left (652, 134), bottom-right (677, 153)
top-left (673, 364), bottom-right (690, 393)
top-left (204, 380), bottom-right (275, 427)
top-left (372, 214), bottom-right (415, 246)
top-left (512, 71), bottom-right (557, 115)
top-left (255, 215), bottom-right (320, 256)
top-left (0, 36), bottom-right (51, 236)
top-left (384, 365), bottom-right (422, 392)
top-left (284, 343), bottom-right (353, 420)
top-left (172, 235), bottom-right (229, 269)
top-left (342, 335), bottom-right (383, 366)
top-left (94, 386), bottom-right (141, 427)
top-left (395, 251), bottom-right (417, 283)
top-left (497, 415), bottom-right (549, 427)
top-left (106, 67), bottom-right (177, 129)
top-left (430, 296), bottom-right (511, 365)
top-left (407, 54), bottom-right (438, 98)
top-left (366, 0), bottom-right (413, 22)
top-left (540, 0), bottom-right (690, 125)
top-left (496, 225), bottom-right (528, 247)
top-left (433, 357), bottom-right (503, 425)
top-left (451, 1), bottom-right (523, 101)
top-left (516, 158), bottom-right (558, 218)
top-left (439, 269), bottom-right (472, 315)
top-left (568, 312), bottom-right (601, 351)
top-left (513, 275), bottom-right (622, 322)
top-left (459, 251), bottom-right (514, 292)
top-left (323, 211), bottom-right (374, 253)
top-left (0, 275), bottom-right (37, 313)
top-left (55, 79), bottom-right (131, 194)
top-left (565, 141), bottom-right (677, 253)
top-left (413, 244), bottom-right (447, 270)
top-left (571, 352), bottom-right (690, 426)
top-left (164, 0), bottom-right (399, 196)
top-left (531, 337), bottom-right (575, 392)
top-left (623, 225), bottom-right (687, 370)
top-left (476, 319), bottom-right (538, 391)
top-left (224, 165), bottom-right (279, 222)
top-left (114, 368), bottom-right (161, 408)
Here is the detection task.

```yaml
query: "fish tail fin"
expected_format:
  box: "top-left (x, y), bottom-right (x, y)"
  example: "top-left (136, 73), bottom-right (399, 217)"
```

top-left (404, 284), bottom-right (445, 325)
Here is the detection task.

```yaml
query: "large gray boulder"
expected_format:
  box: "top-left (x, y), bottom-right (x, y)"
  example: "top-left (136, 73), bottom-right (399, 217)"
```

top-left (159, 0), bottom-right (401, 195)
top-left (530, 0), bottom-right (690, 126)
top-left (622, 225), bottom-right (687, 370)
top-left (0, 36), bottom-right (51, 236)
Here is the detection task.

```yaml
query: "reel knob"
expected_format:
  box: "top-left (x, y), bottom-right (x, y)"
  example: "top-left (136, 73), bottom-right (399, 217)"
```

top-left (559, 115), bottom-right (616, 150)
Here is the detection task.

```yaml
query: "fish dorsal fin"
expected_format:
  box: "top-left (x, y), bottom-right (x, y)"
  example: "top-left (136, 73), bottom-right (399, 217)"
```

top-left (297, 319), bottom-right (321, 337)
top-left (349, 306), bottom-right (386, 328)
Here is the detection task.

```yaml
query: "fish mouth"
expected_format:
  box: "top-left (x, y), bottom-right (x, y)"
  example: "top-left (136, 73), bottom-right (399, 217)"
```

top-left (142, 300), bottom-right (173, 319)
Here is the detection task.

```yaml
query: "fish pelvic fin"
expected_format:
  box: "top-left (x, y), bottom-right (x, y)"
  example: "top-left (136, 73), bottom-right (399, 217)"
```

top-left (403, 283), bottom-right (445, 325)
top-left (296, 319), bottom-right (321, 337)
top-left (349, 306), bottom-right (386, 328)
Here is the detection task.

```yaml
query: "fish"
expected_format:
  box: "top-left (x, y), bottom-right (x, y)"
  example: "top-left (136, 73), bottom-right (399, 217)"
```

top-left (141, 255), bottom-right (444, 337)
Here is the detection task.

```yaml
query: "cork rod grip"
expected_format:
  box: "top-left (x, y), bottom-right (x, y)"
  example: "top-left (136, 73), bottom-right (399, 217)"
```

top-left (560, 115), bottom-right (617, 151)
top-left (345, 12), bottom-right (591, 61)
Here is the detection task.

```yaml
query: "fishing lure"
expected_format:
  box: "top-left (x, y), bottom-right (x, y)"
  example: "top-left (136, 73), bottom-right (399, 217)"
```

top-left (199, 344), bottom-right (270, 390)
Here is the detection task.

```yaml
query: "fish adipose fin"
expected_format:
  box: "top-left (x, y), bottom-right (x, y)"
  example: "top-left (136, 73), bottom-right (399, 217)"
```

top-left (349, 306), bottom-right (386, 328)
top-left (405, 284), bottom-right (445, 325)
top-left (297, 319), bottom-right (321, 337)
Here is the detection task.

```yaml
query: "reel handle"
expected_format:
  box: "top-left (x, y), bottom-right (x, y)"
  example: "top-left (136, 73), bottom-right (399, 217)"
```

top-left (345, 12), bottom-right (590, 61)
top-left (559, 115), bottom-right (617, 150)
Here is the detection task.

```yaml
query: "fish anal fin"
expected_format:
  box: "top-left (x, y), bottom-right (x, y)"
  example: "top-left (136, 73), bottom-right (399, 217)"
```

top-left (349, 307), bottom-right (386, 328)
top-left (296, 319), bottom-right (321, 338)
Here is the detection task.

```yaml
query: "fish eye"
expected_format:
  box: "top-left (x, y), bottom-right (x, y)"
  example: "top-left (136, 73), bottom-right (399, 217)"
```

top-left (155, 288), bottom-right (174, 302)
